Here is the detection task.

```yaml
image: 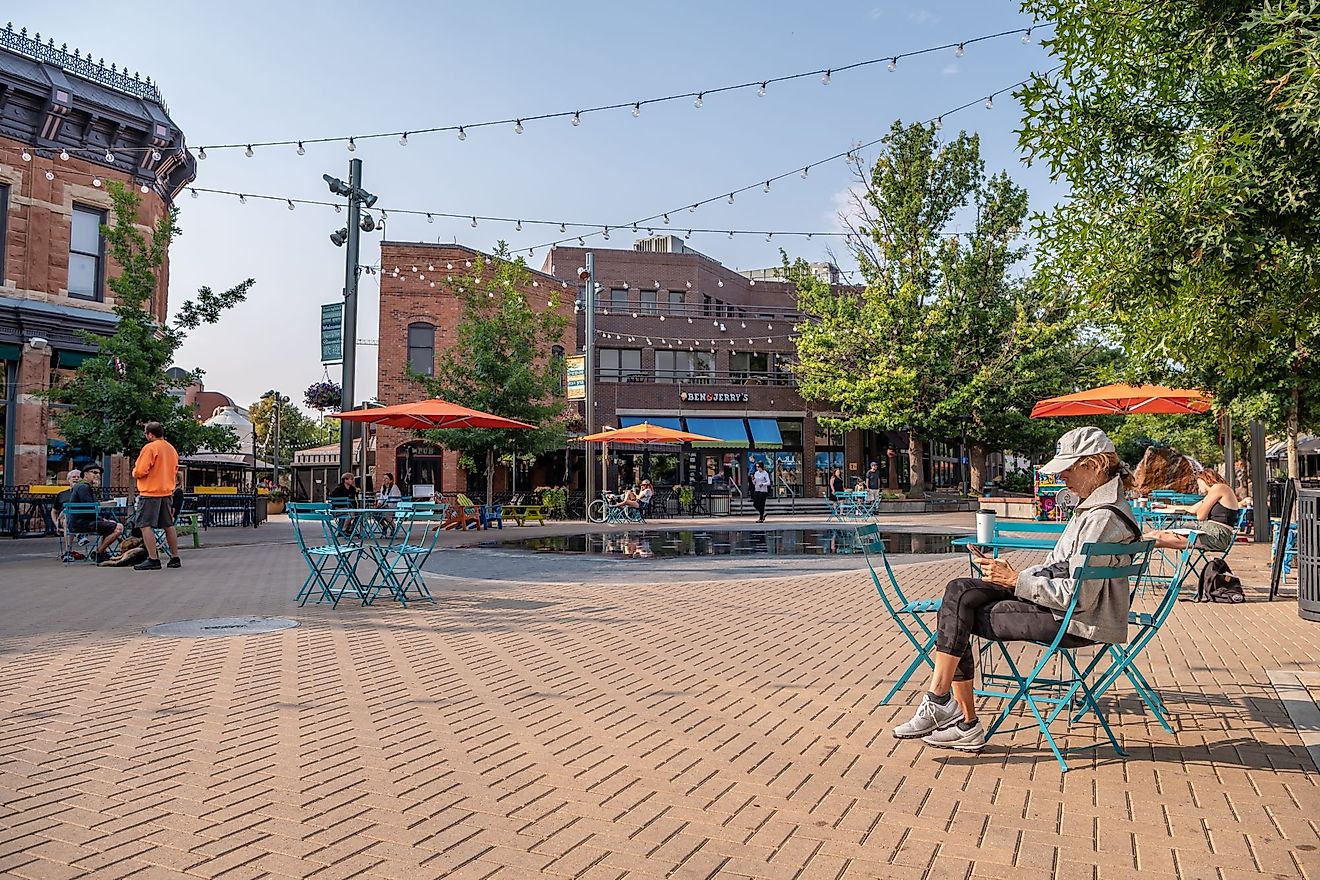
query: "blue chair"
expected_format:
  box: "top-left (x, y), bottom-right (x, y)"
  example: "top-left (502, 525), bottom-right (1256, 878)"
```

top-left (858, 524), bottom-right (943, 704)
top-left (358, 509), bottom-right (443, 606)
top-left (480, 503), bottom-right (503, 530)
top-left (289, 504), bottom-right (366, 607)
top-left (61, 502), bottom-right (109, 564)
top-left (980, 539), bottom-right (1154, 772)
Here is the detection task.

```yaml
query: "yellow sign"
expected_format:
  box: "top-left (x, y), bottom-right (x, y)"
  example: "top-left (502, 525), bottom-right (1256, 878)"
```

top-left (27, 484), bottom-right (66, 495)
top-left (565, 355), bottom-right (586, 401)
top-left (194, 486), bottom-right (239, 495)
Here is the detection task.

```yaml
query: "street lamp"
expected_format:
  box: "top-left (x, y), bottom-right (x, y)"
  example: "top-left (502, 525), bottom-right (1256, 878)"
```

top-left (324, 162), bottom-right (378, 477)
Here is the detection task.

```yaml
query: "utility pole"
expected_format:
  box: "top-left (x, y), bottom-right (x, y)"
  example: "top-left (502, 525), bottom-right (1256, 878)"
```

top-left (581, 254), bottom-right (596, 509)
top-left (325, 160), bottom-right (376, 477)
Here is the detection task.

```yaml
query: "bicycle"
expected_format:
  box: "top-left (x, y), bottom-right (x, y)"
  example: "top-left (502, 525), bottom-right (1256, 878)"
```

top-left (587, 493), bottom-right (645, 524)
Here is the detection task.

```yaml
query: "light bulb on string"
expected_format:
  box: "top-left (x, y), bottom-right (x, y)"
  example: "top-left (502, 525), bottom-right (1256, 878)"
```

top-left (239, 194), bottom-right (247, 204)
top-left (727, 193), bottom-right (735, 204)
top-left (516, 220), bottom-right (522, 231)
top-left (334, 205), bottom-right (341, 213)
top-left (44, 170), bottom-right (54, 181)
top-left (1022, 27), bottom-right (1033, 43)
top-left (347, 138), bottom-right (357, 152)
top-left (139, 182), bottom-right (149, 192)
top-left (471, 216), bottom-right (477, 227)
top-left (457, 127), bottom-right (467, 141)
top-left (571, 111), bottom-right (581, 126)
top-left (694, 92), bottom-right (703, 109)
top-left (287, 199), bottom-right (295, 210)
top-left (763, 181), bottom-right (771, 193)
top-left (190, 188), bottom-right (198, 199)
top-left (426, 214), bottom-right (433, 223)
top-left (514, 119), bottom-right (524, 134)
top-left (632, 102), bottom-right (641, 117)
top-left (985, 95), bottom-right (994, 109)
top-left (59, 150), bottom-right (69, 161)
top-left (801, 166), bottom-right (810, 178)
top-left (578, 237), bottom-right (585, 245)
top-left (728, 231), bottom-right (734, 239)
top-left (559, 222), bottom-right (566, 232)
top-left (758, 82), bottom-right (767, 97)
top-left (21, 150), bottom-right (32, 162)
top-left (934, 116), bottom-right (943, 131)
top-left (662, 214), bottom-right (670, 224)
top-left (198, 147), bottom-right (207, 160)
top-left (603, 227), bottom-right (610, 240)
top-left (92, 177), bottom-right (102, 187)
top-left (296, 141), bottom-right (306, 155)
top-left (151, 149), bottom-right (161, 162)
top-left (399, 132), bottom-right (409, 146)
top-left (244, 145), bottom-right (254, 157)
top-left (888, 57), bottom-right (897, 72)
top-left (105, 150), bottom-right (115, 162)
top-left (631, 222), bottom-right (638, 232)
top-left (821, 69), bottom-right (831, 85)
top-left (955, 42), bottom-right (965, 57)
top-left (719, 280), bottom-right (725, 288)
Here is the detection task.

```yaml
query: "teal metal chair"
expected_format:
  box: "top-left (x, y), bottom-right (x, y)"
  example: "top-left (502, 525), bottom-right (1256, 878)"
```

top-left (289, 503), bottom-right (366, 607)
top-left (357, 508), bottom-right (443, 606)
top-left (858, 524), bottom-right (944, 704)
top-left (980, 538), bottom-right (1154, 772)
top-left (61, 501), bottom-right (109, 564)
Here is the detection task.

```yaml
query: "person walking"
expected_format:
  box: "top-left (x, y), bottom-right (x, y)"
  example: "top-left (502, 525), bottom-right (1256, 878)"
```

top-left (751, 460), bottom-right (772, 523)
top-left (132, 421), bottom-right (181, 570)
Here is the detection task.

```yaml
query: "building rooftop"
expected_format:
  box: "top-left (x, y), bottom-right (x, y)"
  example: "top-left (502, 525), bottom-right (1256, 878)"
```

top-left (0, 23), bottom-right (165, 105)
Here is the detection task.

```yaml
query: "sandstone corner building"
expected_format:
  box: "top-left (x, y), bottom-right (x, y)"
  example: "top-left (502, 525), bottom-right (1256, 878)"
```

top-left (378, 235), bottom-right (986, 501)
top-left (0, 25), bottom-right (193, 488)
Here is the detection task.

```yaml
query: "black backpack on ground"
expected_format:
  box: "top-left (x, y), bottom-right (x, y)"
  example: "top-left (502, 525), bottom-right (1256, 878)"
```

top-left (1196, 557), bottom-right (1246, 603)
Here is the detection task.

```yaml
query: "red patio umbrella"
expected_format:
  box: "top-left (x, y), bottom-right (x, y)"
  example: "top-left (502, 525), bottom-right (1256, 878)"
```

top-left (1030, 384), bottom-right (1212, 418)
top-left (330, 399), bottom-right (536, 431)
top-left (578, 422), bottom-right (719, 444)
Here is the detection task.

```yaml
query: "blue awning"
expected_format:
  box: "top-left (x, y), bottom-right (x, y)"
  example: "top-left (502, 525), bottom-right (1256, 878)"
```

top-left (683, 417), bottom-right (750, 448)
top-left (747, 418), bottom-right (783, 450)
top-left (619, 416), bottom-right (683, 431)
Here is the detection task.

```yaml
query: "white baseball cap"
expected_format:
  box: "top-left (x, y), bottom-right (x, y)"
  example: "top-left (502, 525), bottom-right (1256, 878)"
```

top-left (1040, 427), bottom-right (1116, 474)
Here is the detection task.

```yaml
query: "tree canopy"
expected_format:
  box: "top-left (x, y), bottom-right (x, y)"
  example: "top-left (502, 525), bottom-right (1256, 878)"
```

top-left (1018, 0), bottom-right (1320, 475)
top-left (45, 183), bottom-right (253, 459)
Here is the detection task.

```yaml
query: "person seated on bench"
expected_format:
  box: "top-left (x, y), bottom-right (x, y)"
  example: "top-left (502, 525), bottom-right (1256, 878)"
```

top-left (619, 488), bottom-right (641, 511)
top-left (328, 473), bottom-right (359, 534)
top-left (891, 427), bottom-right (1140, 753)
top-left (61, 467), bottom-right (124, 563)
top-left (1147, 467), bottom-right (1239, 553)
top-left (637, 480), bottom-right (655, 517)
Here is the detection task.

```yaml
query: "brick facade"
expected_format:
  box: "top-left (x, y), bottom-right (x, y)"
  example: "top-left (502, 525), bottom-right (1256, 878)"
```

top-left (376, 243), bottom-right (578, 495)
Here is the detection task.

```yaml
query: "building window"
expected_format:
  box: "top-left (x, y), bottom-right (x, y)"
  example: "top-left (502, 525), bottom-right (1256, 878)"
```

top-left (609, 288), bottom-right (629, 312)
top-left (69, 205), bottom-right (106, 301)
top-left (667, 290), bottom-right (684, 314)
top-left (599, 348), bottom-right (641, 382)
top-left (639, 289), bottom-right (657, 315)
top-left (730, 351), bottom-right (769, 383)
top-left (407, 323), bottom-right (436, 376)
top-left (0, 184), bottom-right (8, 283)
top-left (655, 350), bottom-right (712, 383)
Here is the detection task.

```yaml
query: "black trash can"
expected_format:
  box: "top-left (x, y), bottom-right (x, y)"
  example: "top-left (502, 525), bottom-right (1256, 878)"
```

top-left (1298, 488), bottom-right (1318, 622)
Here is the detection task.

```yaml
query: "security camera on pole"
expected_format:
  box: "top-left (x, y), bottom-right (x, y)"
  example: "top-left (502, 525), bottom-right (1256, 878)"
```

top-left (325, 160), bottom-right (378, 477)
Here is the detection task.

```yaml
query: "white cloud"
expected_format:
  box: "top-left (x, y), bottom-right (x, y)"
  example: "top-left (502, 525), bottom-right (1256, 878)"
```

top-left (906, 9), bottom-right (939, 25)
top-left (829, 184), bottom-right (869, 233)
top-left (942, 63), bottom-right (960, 76)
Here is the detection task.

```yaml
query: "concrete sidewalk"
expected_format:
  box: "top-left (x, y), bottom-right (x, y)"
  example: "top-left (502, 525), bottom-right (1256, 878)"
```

top-left (0, 534), bottom-right (1315, 879)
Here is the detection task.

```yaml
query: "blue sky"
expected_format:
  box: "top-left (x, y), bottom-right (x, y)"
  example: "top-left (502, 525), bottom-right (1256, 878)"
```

top-left (34, 1), bottom-right (1060, 412)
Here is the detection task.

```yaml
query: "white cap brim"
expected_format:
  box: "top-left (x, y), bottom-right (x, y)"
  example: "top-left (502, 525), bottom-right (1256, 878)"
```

top-left (1039, 454), bottom-right (1080, 475)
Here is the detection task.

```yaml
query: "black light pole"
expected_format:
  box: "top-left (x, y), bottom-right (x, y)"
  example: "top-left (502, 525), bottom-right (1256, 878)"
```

top-left (325, 161), bottom-right (378, 478)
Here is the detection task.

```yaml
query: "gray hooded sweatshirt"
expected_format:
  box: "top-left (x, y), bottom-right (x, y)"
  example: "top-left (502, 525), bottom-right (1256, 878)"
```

top-left (1013, 477), bottom-right (1140, 644)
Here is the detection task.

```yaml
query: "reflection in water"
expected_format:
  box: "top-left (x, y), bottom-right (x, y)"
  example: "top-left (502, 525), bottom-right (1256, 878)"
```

top-left (484, 528), bottom-right (961, 559)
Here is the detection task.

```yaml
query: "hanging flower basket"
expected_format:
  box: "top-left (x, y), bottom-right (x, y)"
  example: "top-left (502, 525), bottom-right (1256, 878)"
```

top-left (304, 380), bottom-right (343, 411)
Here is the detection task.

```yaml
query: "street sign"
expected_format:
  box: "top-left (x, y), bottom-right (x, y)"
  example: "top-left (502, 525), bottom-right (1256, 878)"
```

top-left (321, 303), bottom-right (343, 364)
top-left (565, 355), bottom-right (586, 400)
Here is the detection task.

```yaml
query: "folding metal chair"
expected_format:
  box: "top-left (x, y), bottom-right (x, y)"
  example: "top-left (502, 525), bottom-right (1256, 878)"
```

top-left (980, 539), bottom-right (1154, 772)
top-left (858, 524), bottom-right (943, 704)
top-left (358, 509), bottom-right (442, 606)
top-left (289, 504), bottom-right (366, 608)
top-left (61, 502), bottom-right (106, 564)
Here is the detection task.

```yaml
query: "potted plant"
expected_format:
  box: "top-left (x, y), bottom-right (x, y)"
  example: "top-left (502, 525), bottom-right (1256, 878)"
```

top-left (304, 380), bottom-right (343, 412)
top-left (267, 487), bottom-right (288, 514)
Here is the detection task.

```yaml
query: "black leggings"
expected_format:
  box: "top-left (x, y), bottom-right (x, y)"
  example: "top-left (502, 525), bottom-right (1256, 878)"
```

top-left (936, 578), bottom-right (1093, 682)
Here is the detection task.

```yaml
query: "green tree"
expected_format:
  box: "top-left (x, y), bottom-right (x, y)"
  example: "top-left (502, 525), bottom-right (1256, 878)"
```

top-left (45, 183), bottom-right (254, 459)
top-left (248, 397), bottom-right (337, 464)
top-left (1018, 0), bottom-right (1320, 476)
top-left (413, 244), bottom-right (568, 505)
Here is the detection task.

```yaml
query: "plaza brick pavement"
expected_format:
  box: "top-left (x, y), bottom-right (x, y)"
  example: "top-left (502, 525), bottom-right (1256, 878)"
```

top-left (0, 525), bottom-right (1316, 879)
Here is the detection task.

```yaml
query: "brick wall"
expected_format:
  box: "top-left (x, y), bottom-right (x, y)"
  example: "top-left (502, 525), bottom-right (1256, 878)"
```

top-left (376, 243), bottom-right (578, 494)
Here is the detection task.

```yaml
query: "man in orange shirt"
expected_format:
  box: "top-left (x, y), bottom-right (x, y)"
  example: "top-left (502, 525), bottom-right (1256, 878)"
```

top-left (133, 421), bottom-right (181, 570)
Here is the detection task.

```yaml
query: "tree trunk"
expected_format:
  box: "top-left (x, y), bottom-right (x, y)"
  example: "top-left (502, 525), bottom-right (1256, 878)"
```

top-left (907, 433), bottom-right (925, 499)
top-left (969, 443), bottom-right (988, 495)
top-left (1287, 386), bottom-right (1300, 479)
top-left (486, 448), bottom-right (496, 508)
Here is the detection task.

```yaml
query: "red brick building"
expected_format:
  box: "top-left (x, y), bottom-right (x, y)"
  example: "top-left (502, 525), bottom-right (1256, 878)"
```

top-left (0, 25), bottom-right (194, 488)
top-left (376, 235), bottom-right (962, 500)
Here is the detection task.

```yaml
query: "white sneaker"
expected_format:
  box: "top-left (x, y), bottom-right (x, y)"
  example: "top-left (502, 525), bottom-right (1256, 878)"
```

top-left (893, 694), bottom-right (962, 739)
top-left (923, 719), bottom-right (986, 752)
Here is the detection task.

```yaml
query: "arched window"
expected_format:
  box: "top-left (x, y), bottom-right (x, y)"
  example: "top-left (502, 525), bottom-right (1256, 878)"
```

top-left (407, 323), bottom-right (435, 376)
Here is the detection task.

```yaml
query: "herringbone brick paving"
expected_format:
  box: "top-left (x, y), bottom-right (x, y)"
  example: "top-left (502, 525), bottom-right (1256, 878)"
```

top-left (0, 534), bottom-right (1316, 879)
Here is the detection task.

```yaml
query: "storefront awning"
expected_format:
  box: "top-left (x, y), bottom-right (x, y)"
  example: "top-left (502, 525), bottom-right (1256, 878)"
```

top-left (0, 342), bottom-right (21, 362)
top-left (747, 418), bottom-right (783, 450)
top-left (55, 350), bottom-right (93, 369)
top-left (683, 417), bottom-right (750, 448)
top-left (619, 416), bottom-right (683, 431)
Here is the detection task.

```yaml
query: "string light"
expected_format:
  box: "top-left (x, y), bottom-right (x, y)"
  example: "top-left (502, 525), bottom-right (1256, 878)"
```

top-left (104, 150), bottom-right (114, 162)
top-left (140, 183), bottom-right (149, 192)
top-left (297, 141), bottom-right (306, 155)
top-left (458, 127), bottom-right (467, 141)
top-left (514, 119), bottom-right (524, 134)
top-left (572, 111), bottom-right (581, 126)
top-left (888, 57), bottom-right (898, 72)
top-left (801, 166), bottom-right (809, 178)
top-left (934, 116), bottom-right (943, 130)
top-left (21, 150), bottom-right (32, 162)
top-left (238, 194), bottom-right (246, 204)
top-left (632, 102), bottom-right (641, 117)
top-left (399, 132), bottom-right (409, 146)
top-left (44, 170), bottom-right (54, 181)
top-left (245, 145), bottom-right (254, 157)
top-left (92, 177), bottom-right (101, 187)
top-left (758, 82), bottom-right (767, 97)
top-left (59, 150), bottom-right (69, 161)
top-left (1022, 28), bottom-right (1033, 43)
top-left (347, 137), bottom-right (357, 151)
top-left (198, 148), bottom-right (206, 160)
top-left (763, 181), bottom-right (771, 193)
top-left (694, 92), bottom-right (703, 109)
top-left (821, 70), bottom-right (831, 85)
top-left (985, 95), bottom-right (994, 109)
top-left (956, 43), bottom-right (965, 57)
top-left (728, 193), bottom-right (735, 204)
top-left (287, 199), bottom-right (295, 210)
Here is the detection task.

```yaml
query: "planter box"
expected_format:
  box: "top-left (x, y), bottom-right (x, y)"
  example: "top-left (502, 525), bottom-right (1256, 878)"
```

top-left (978, 496), bottom-right (1038, 520)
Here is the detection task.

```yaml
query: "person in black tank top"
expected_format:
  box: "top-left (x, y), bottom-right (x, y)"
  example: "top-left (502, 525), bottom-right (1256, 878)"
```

top-left (1147, 467), bottom-right (1239, 553)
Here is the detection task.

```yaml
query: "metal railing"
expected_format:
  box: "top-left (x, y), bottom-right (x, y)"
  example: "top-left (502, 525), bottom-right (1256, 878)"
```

top-left (599, 369), bottom-right (798, 387)
top-left (2, 23), bottom-right (167, 106)
top-left (595, 301), bottom-right (804, 322)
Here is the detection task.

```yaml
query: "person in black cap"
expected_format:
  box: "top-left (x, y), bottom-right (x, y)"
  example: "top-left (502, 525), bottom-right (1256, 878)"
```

top-left (865, 460), bottom-right (883, 505)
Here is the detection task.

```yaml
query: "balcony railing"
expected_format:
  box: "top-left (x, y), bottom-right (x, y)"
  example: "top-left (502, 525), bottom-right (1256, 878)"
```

top-left (598, 370), bottom-right (797, 387)
top-left (594, 301), bottom-right (804, 322)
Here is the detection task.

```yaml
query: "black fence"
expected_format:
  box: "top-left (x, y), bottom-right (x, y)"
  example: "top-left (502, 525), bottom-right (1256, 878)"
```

top-left (1, 489), bottom-right (267, 538)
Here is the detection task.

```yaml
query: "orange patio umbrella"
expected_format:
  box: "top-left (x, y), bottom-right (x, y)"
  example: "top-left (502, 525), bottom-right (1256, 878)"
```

top-left (578, 422), bottom-right (720, 444)
top-left (330, 399), bottom-right (536, 430)
top-left (1030, 384), bottom-right (1212, 418)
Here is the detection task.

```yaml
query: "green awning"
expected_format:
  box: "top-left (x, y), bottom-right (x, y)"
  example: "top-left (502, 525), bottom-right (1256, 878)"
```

top-left (56, 351), bottom-right (93, 369)
top-left (0, 343), bottom-right (20, 362)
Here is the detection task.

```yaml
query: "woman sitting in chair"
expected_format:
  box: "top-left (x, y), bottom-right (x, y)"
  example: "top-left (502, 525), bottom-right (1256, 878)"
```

top-left (892, 427), bottom-right (1141, 753)
top-left (1147, 467), bottom-right (1239, 553)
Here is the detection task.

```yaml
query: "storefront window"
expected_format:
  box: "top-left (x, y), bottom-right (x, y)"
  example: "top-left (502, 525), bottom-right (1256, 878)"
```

top-left (774, 420), bottom-right (804, 498)
top-left (0, 357), bottom-right (11, 486)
